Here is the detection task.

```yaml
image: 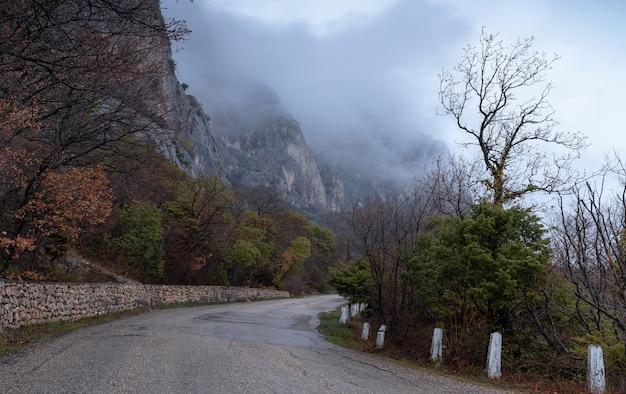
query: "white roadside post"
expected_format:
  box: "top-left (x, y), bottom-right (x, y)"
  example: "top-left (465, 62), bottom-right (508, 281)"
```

top-left (587, 344), bottom-right (606, 394)
top-left (376, 324), bottom-right (387, 349)
top-left (339, 305), bottom-right (348, 324)
top-left (486, 332), bottom-right (502, 379)
top-left (430, 328), bottom-right (443, 361)
top-left (351, 303), bottom-right (358, 318)
top-left (361, 322), bottom-right (370, 340)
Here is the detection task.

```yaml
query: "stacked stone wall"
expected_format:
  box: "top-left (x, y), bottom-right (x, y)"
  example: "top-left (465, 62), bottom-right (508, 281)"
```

top-left (0, 281), bottom-right (289, 331)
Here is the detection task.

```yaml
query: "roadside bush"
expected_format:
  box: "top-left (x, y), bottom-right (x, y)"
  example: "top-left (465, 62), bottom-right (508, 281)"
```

top-left (327, 258), bottom-right (373, 304)
top-left (116, 201), bottom-right (165, 282)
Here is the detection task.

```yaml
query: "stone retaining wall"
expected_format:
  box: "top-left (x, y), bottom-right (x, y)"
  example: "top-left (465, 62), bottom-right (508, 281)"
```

top-left (0, 281), bottom-right (289, 332)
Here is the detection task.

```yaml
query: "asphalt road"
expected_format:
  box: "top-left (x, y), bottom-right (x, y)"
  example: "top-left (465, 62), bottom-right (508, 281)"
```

top-left (0, 294), bottom-right (512, 393)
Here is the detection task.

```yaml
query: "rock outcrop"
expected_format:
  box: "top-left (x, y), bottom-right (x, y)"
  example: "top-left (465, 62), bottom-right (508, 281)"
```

top-left (147, 4), bottom-right (444, 214)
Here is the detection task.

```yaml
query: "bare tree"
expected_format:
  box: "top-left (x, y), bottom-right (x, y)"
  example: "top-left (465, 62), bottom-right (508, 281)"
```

top-left (235, 185), bottom-right (287, 217)
top-left (439, 29), bottom-right (587, 207)
top-left (348, 185), bottom-right (436, 324)
top-left (552, 175), bottom-right (626, 352)
top-left (419, 154), bottom-right (475, 218)
top-left (551, 175), bottom-right (626, 388)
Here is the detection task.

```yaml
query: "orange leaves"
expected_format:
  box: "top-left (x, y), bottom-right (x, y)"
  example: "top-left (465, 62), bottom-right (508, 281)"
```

top-left (16, 166), bottom-right (113, 240)
top-left (0, 234), bottom-right (35, 260)
top-left (190, 255), bottom-right (210, 273)
top-left (0, 96), bottom-right (40, 135)
top-left (0, 1), bottom-right (190, 273)
top-left (0, 148), bottom-right (36, 193)
top-left (271, 251), bottom-right (295, 285)
top-left (274, 237), bottom-right (311, 285)
top-left (2, 164), bottom-right (112, 267)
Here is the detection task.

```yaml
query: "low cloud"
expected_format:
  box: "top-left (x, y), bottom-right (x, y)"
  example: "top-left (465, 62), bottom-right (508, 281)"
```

top-left (162, 0), bottom-right (468, 181)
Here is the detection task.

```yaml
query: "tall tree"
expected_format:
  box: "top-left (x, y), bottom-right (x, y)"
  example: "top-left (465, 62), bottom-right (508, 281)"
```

top-left (348, 189), bottom-right (435, 324)
top-left (409, 202), bottom-right (551, 331)
top-left (419, 154), bottom-right (475, 218)
top-left (550, 167), bottom-right (626, 388)
top-left (163, 176), bottom-right (235, 284)
top-left (404, 202), bottom-right (552, 365)
top-left (438, 29), bottom-right (587, 207)
top-left (116, 201), bottom-right (165, 282)
top-left (0, 0), bottom-right (188, 270)
top-left (553, 172), bottom-right (626, 358)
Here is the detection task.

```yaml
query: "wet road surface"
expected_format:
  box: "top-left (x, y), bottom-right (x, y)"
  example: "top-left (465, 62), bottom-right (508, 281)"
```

top-left (0, 294), bottom-right (513, 393)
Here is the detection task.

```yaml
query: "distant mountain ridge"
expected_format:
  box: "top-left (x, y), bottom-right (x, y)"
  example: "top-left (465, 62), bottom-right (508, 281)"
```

top-left (149, 6), bottom-right (444, 215)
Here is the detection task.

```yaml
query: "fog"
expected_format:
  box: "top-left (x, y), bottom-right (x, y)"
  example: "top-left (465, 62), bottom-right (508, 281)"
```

top-left (160, 0), bottom-right (626, 187)
top-left (160, 0), bottom-right (470, 181)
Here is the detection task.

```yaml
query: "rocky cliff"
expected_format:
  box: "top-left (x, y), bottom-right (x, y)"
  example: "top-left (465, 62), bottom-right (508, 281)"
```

top-left (145, 34), bottom-right (348, 213)
top-left (150, 70), bottom-right (347, 213)
top-left (213, 105), bottom-right (329, 212)
top-left (148, 6), bottom-right (442, 215)
top-left (146, 36), bottom-right (229, 180)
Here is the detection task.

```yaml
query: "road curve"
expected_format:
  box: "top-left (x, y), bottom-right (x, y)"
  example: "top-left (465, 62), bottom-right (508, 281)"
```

top-left (0, 294), bottom-right (512, 393)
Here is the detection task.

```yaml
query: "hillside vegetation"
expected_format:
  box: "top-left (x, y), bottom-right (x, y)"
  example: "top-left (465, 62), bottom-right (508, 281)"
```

top-left (327, 30), bottom-right (626, 391)
top-left (2, 3), bottom-right (626, 391)
top-left (0, 1), bottom-right (339, 292)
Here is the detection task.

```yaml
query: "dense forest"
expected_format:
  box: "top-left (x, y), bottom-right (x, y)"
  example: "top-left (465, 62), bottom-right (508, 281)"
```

top-left (2, 1), bottom-right (625, 390)
top-left (0, 0), bottom-right (340, 292)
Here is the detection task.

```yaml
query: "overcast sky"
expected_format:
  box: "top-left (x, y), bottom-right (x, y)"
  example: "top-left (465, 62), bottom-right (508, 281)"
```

top-left (161, 0), bottom-right (626, 184)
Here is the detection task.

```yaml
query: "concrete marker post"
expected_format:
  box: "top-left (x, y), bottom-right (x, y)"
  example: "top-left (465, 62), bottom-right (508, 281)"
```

top-left (430, 327), bottom-right (443, 361)
top-left (587, 344), bottom-right (606, 394)
top-left (486, 332), bottom-right (502, 379)
top-left (351, 303), bottom-right (358, 318)
top-left (361, 322), bottom-right (370, 340)
top-left (376, 324), bottom-right (386, 349)
top-left (339, 305), bottom-right (348, 324)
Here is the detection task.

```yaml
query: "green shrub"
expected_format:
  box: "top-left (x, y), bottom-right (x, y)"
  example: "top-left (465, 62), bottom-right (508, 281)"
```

top-left (327, 258), bottom-right (373, 303)
top-left (117, 201), bottom-right (165, 281)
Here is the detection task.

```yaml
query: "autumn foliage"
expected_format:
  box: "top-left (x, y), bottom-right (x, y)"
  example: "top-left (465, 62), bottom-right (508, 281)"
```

top-left (1, 0), bottom-right (185, 274)
top-left (0, 1), bottom-right (340, 289)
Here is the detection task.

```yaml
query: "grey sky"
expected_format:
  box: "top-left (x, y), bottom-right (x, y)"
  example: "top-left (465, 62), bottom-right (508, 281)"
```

top-left (161, 0), bottom-right (626, 184)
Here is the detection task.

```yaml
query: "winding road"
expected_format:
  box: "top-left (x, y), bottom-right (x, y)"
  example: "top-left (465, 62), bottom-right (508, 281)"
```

top-left (0, 294), bottom-right (512, 393)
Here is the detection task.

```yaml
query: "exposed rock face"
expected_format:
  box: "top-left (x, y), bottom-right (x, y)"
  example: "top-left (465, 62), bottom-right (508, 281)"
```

top-left (152, 68), bottom-right (426, 213)
top-left (216, 111), bottom-right (328, 211)
top-left (145, 27), bottom-right (229, 180)
top-left (148, 6), bottom-right (443, 214)
top-left (146, 41), bottom-right (348, 213)
top-left (204, 86), bottom-right (335, 212)
top-left (144, 22), bottom-right (341, 212)
top-left (161, 91), bottom-right (228, 180)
